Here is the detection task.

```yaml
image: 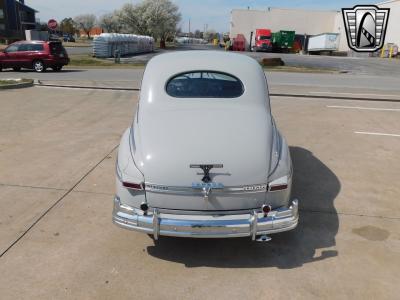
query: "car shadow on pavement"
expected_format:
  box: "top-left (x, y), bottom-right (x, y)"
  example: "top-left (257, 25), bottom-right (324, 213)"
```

top-left (146, 146), bottom-right (340, 269)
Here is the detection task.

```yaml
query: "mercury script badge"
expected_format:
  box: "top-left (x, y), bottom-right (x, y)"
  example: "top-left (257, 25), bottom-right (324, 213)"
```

top-left (190, 164), bottom-right (224, 200)
top-left (342, 5), bottom-right (390, 52)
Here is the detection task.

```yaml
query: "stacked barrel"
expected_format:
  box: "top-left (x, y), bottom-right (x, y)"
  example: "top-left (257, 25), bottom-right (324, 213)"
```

top-left (93, 33), bottom-right (155, 58)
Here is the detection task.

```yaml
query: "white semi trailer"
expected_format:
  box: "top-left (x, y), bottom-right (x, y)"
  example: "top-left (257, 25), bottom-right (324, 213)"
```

top-left (307, 33), bottom-right (340, 53)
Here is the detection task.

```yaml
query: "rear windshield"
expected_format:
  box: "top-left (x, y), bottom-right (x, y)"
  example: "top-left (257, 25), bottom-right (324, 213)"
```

top-left (259, 35), bottom-right (271, 40)
top-left (166, 71), bottom-right (244, 98)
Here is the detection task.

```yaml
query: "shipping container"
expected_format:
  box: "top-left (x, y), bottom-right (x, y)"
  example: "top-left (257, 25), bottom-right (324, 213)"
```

top-left (232, 34), bottom-right (245, 51)
top-left (272, 30), bottom-right (295, 51)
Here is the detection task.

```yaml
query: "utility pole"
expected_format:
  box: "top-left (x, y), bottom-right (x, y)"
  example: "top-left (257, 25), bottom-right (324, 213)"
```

top-left (188, 19), bottom-right (191, 35)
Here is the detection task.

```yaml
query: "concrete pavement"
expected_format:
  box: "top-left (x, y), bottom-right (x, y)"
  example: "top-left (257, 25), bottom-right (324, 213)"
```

top-left (0, 86), bottom-right (399, 299)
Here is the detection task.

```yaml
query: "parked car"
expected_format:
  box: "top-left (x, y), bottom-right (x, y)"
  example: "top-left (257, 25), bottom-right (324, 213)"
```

top-left (113, 51), bottom-right (298, 242)
top-left (63, 34), bottom-right (76, 42)
top-left (0, 40), bottom-right (69, 72)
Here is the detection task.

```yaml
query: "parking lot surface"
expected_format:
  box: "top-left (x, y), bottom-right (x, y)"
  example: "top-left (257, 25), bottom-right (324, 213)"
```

top-left (0, 85), bottom-right (399, 299)
top-left (83, 44), bottom-right (400, 76)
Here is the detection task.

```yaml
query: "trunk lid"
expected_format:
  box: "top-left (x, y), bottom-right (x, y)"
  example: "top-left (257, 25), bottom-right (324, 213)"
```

top-left (136, 106), bottom-right (272, 211)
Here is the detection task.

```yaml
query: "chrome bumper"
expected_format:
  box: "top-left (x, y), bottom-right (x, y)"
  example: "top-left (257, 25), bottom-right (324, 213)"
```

top-left (113, 197), bottom-right (298, 240)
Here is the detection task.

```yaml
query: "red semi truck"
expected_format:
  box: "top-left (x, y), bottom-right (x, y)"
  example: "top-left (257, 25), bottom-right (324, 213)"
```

top-left (252, 29), bottom-right (272, 52)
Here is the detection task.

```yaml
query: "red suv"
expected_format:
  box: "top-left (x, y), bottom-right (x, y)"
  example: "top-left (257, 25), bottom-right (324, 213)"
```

top-left (0, 41), bottom-right (70, 72)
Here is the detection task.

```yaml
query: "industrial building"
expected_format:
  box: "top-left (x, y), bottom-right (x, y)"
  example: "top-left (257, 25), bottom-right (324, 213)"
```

top-left (380, 0), bottom-right (400, 49)
top-left (230, 0), bottom-right (400, 53)
top-left (0, 0), bottom-right (37, 41)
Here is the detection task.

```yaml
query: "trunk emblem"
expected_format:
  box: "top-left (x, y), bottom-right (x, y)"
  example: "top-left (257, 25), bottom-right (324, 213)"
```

top-left (190, 164), bottom-right (223, 183)
top-left (191, 182), bottom-right (224, 201)
top-left (190, 164), bottom-right (224, 201)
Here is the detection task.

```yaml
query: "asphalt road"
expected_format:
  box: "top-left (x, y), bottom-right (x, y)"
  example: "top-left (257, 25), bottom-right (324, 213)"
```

top-left (0, 86), bottom-right (399, 299)
top-left (190, 44), bottom-right (400, 76)
top-left (51, 43), bottom-right (400, 76)
top-left (2, 69), bottom-right (400, 96)
top-left (64, 46), bottom-right (92, 55)
top-left (98, 44), bottom-right (400, 76)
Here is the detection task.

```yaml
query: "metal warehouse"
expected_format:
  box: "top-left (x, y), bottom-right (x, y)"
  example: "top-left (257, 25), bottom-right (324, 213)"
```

top-left (230, 0), bottom-right (400, 53)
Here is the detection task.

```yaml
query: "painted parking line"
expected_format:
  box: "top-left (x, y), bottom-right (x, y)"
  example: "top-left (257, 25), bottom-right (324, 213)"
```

top-left (327, 105), bottom-right (400, 112)
top-left (354, 131), bottom-right (400, 137)
top-left (311, 91), bottom-right (399, 98)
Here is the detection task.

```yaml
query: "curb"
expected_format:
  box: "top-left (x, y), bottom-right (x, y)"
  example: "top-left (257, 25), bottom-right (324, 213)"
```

top-left (35, 80), bottom-right (140, 91)
top-left (0, 79), bottom-right (34, 90)
top-left (270, 93), bottom-right (400, 103)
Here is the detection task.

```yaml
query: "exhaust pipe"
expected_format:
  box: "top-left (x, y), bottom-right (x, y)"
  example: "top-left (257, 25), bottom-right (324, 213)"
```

top-left (256, 235), bottom-right (272, 242)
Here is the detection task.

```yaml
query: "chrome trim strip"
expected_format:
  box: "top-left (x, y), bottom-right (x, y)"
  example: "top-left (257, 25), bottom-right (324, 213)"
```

top-left (144, 182), bottom-right (268, 195)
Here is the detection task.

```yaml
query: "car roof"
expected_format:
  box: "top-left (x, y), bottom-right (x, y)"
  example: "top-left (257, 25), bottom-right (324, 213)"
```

top-left (148, 50), bottom-right (260, 73)
top-left (140, 51), bottom-right (269, 107)
top-left (12, 40), bottom-right (47, 45)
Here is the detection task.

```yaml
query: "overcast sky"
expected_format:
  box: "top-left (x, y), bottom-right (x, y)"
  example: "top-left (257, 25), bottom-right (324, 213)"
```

top-left (26, 0), bottom-right (370, 32)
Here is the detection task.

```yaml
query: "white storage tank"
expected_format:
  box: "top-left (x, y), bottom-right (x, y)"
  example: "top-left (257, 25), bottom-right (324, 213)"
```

top-left (93, 33), bottom-right (154, 58)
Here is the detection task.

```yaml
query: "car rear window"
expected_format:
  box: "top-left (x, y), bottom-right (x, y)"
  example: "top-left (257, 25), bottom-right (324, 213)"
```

top-left (166, 71), bottom-right (244, 98)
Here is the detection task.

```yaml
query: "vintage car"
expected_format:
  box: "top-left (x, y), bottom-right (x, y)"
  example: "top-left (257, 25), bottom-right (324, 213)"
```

top-left (113, 51), bottom-right (298, 242)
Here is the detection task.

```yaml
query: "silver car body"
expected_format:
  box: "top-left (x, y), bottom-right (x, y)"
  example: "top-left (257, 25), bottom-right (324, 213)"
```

top-left (113, 51), bottom-right (298, 241)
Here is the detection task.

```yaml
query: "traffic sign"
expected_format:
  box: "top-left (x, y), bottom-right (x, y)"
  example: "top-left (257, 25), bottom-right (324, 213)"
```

top-left (48, 19), bottom-right (58, 30)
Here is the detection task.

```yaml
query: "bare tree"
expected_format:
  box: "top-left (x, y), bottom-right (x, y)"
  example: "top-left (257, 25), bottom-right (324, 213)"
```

top-left (60, 18), bottom-right (77, 35)
top-left (99, 12), bottom-right (121, 33)
top-left (74, 14), bottom-right (97, 38)
top-left (117, 3), bottom-right (150, 36)
top-left (203, 30), bottom-right (217, 41)
top-left (117, 0), bottom-right (181, 47)
top-left (145, 0), bottom-right (181, 46)
top-left (194, 30), bottom-right (203, 39)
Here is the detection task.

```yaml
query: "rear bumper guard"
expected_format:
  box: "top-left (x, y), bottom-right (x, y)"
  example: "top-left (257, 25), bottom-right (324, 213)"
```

top-left (113, 197), bottom-right (298, 240)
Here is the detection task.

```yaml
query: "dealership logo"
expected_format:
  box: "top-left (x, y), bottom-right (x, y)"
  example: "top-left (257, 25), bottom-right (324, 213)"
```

top-left (342, 5), bottom-right (390, 52)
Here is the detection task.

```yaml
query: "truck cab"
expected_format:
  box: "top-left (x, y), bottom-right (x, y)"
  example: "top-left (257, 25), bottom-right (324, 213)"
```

top-left (253, 29), bottom-right (272, 52)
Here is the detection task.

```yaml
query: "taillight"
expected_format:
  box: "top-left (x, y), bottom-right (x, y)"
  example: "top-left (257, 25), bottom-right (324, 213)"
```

top-left (269, 184), bottom-right (288, 192)
top-left (122, 181), bottom-right (144, 190)
top-left (268, 175), bottom-right (289, 192)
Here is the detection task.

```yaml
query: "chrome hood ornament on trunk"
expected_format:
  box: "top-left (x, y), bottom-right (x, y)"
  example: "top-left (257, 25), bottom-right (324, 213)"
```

top-left (190, 164), bottom-right (224, 200)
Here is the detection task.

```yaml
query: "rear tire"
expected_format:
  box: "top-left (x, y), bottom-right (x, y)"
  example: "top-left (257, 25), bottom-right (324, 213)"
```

top-left (33, 60), bottom-right (46, 73)
top-left (0, 64), bottom-right (2, 72)
top-left (13, 67), bottom-right (21, 72)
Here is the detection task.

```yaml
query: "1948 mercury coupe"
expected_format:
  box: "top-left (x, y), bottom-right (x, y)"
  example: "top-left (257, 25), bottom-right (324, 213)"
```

top-left (113, 51), bottom-right (298, 242)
